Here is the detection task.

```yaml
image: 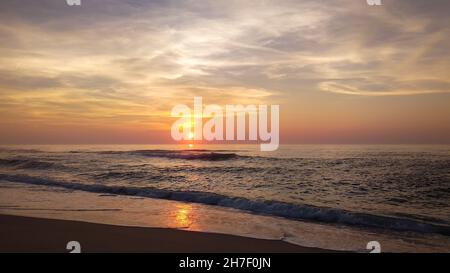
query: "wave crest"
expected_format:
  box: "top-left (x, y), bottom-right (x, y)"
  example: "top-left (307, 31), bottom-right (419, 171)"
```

top-left (1, 173), bottom-right (449, 236)
top-left (101, 150), bottom-right (239, 161)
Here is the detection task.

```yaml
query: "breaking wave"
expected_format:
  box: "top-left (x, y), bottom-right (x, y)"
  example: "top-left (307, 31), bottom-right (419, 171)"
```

top-left (101, 150), bottom-right (240, 161)
top-left (1, 173), bottom-right (449, 236)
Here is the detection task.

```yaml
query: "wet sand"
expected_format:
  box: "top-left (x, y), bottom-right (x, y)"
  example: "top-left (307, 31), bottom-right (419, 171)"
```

top-left (0, 214), bottom-right (331, 253)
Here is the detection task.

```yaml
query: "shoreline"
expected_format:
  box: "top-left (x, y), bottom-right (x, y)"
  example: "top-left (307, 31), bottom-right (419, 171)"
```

top-left (1, 182), bottom-right (450, 252)
top-left (0, 214), bottom-right (334, 253)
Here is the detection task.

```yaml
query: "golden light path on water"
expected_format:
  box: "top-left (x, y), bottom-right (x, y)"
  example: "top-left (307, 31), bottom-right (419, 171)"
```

top-left (173, 204), bottom-right (194, 229)
top-left (1, 183), bottom-right (449, 252)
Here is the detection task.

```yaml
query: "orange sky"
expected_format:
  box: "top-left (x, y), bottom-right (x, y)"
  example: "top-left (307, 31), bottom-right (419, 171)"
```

top-left (0, 0), bottom-right (449, 144)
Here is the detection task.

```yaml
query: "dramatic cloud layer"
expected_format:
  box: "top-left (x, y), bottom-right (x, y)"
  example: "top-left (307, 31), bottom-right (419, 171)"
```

top-left (0, 0), bottom-right (449, 143)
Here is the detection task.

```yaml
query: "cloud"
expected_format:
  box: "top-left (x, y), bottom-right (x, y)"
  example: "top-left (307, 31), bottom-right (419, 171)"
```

top-left (0, 69), bottom-right (63, 91)
top-left (2, 1), bottom-right (448, 97)
top-left (0, 0), bottom-right (449, 132)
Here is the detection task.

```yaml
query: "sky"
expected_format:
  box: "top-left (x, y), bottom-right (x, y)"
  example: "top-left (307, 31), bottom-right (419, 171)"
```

top-left (0, 0), bottom-right (449, 144)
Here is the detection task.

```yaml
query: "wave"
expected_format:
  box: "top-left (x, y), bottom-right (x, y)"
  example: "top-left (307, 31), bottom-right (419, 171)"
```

top-left (1, 173), bottom-right (449, 236)
top-left (0, 159), bottom-right (67, 170)
top-left (100, 149), bottom-right (240, 161)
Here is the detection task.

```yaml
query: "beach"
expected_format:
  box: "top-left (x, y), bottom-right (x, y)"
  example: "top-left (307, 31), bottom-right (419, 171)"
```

top-left (1, 145), bottom-right (449, 253)
top-left (1, 0), bottom-right (450, 257)
top-left (0, 214), bottom-right (329, 253)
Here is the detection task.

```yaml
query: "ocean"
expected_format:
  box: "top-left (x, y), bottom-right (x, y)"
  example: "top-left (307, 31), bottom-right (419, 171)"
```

top-left (1, 144), bottom-right (449, 252)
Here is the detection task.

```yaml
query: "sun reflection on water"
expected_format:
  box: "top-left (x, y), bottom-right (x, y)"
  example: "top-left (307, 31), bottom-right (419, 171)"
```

top-left (174, 204), bottom-right (193, 228)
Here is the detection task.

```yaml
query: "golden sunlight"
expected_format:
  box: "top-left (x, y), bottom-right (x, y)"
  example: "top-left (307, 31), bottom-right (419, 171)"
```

top-left (174, 204), bottom-right (193, 228)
